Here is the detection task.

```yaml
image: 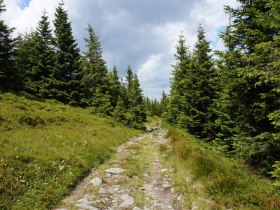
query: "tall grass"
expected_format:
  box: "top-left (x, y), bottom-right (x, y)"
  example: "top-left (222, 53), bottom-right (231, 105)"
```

top-left (0, 93), bottom-right (140, 209)
top-left (166, 127), bottom-right (280, 210)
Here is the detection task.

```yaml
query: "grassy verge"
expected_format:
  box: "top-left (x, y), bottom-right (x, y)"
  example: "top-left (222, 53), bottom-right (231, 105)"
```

top-left (165, 127), bottom-right (280, 210)
top-left (0, 93), bottom-right (140, 209)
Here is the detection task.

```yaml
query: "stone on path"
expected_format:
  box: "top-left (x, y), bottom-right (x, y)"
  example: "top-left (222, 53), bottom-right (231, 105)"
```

top-left (98, 188), bottom-right (108, 194)
top-left (159, 169), bottom-right (168, 173)
top-left (133, 207), bottom-right (143, 210)
top-left (77, 197), bottom-right (89, 203)
top-left (105, 168), bottom-right (125, 174)
top-left (108, 185), bottom-right (121, 194)
top-left (76, 203), bottom-right (99, 210)
top-left (90, 177), bottom-right (102, 186)
top-left (120, 194), bottom-right (134, 208)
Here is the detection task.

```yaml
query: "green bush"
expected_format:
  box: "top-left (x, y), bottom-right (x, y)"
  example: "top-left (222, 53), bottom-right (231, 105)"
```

top-left (18, 115), bottom-right (46, 127)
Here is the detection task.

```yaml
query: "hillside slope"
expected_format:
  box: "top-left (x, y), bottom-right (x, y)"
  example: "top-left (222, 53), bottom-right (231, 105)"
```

top-left (0, 93), bottom-right (140, 209)
top-left (165, 127), bottom-right (280, 209)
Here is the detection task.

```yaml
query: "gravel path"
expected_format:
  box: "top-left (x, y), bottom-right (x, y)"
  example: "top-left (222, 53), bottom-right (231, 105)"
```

top-left (54, 128), bottom-right (182, 210)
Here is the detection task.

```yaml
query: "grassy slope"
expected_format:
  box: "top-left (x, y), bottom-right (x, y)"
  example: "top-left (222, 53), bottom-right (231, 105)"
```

top-left (165, 127), bottom-right (280, 210)
top-left (0, 93), bottom-right (140, 209)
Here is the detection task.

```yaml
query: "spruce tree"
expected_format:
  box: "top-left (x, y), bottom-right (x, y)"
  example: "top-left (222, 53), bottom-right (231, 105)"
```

top-left (167, 33), bottom-right (191, 125)
top-left (160, 91), bottom-right (169, 117)
top-left (113, 96), bottom-right (127, 124)
top-left (34, 10), bottom-right (55, 98)
top-left (126, 69), bottom-right (147, 129)
top-left (188, 26), bottom-right (217, 140)
top-left (124, 65), bottom-right (134, 109)
top-left (52, 1), bottom-right (83, 105)
top-left (92, 88), bottom-right (113, 116)
top-left (108, 65), bottom-right (122, 108)
top-left (219, 0), bottom-right (280, 172)
top-left (0, 0), bottom-right (17, 91)
top-left (21, 11), bottom-right (55, 98)
top-left (167, 27), bottom-right (218, 140)
top-left (15, 32), bottom-right (39, 95)
top-left (82, 24), bottom-right (113, 114)
top-left (144, 98), bottom-right (161, 117)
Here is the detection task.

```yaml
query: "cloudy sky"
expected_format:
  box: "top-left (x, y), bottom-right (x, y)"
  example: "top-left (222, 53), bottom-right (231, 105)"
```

top-left (3, 0), bottom-right (238, 99)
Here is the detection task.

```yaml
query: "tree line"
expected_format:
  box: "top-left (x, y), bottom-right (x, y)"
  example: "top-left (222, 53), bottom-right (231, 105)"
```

top-left (161, 0), bottom-right (280, 180)
top-left (0, 0), bottom-right (146, 129)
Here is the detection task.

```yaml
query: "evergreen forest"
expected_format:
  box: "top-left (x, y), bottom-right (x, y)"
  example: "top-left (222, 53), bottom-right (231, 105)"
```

top-left (0, 0), bottom-right (147, 130)
top-left (1, 0), bottom-right (280, 197)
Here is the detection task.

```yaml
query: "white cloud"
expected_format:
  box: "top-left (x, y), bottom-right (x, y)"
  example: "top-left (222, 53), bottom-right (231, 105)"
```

top-left (138, 54), bottom-right (171, 99)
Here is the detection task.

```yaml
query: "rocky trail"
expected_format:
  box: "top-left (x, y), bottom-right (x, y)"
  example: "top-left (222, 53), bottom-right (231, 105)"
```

top-left (54, 127), bottom-right (182, 210)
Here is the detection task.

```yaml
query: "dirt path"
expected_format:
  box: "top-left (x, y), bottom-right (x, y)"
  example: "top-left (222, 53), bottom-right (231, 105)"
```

top-left (54, 127), bottom-right (182, 210)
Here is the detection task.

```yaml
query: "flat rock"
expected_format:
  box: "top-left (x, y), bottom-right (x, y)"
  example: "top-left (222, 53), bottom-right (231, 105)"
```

top-left (90, 177), bottom-right (102, 186)
top-left (77, 198), bottom-right (89, 203)
top-left (133, 207), bottom-right (143, 210)
top-left (98, 188), bottom-right (108, 194)
top-left (108, 185), bottom-right (120, 194)
top-left (120, 194), bottom-right (134, 207)
top-left (76, 203), bottom-right (99, 210)
top-left (105, 168), bottom-right (125, 174)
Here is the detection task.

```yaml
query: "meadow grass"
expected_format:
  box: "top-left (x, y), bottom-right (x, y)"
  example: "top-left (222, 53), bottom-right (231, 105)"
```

top-left (165, 127), bottom-right (280, 210)
top-left (0, 93), bottom-right (140, 209)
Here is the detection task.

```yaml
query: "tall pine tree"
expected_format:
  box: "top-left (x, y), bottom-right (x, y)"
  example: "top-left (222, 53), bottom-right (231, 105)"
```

top-left (166, 33), bottom-right (191, 125)
top-left (188, 26), bottom-right (217, 140)
top-left (21, 11), bottom-right (55, 98)
top-left (52, 1), bottom-right (83, 105)
top-left (82, 24), bottom-right (113, 114)
top-left (34, 10), bottom-right (55, 98)
top-left (126, 70), bottom-right (147, 129)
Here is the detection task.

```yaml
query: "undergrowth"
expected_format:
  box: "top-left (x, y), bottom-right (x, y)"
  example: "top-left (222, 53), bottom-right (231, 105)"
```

top-left (166, 127), bottom-right (280, 210)
top-left (0, 93), bottom-right (140, 209)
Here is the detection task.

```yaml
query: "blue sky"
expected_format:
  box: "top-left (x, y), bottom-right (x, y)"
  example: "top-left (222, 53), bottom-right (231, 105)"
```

top-left (3, 0), bottom-right (238, 99)
top-left (19, 0), bottom-right (30, 9)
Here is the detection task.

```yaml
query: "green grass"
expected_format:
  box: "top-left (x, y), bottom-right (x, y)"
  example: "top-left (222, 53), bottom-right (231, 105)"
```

top-left (0, 93), bottom-right (140, 209)
top-left (165, 127), bottom-right (280, 210)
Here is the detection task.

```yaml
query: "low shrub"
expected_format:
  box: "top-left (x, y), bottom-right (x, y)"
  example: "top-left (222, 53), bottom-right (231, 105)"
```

top-left (18, 115), bottom-right (46, 127)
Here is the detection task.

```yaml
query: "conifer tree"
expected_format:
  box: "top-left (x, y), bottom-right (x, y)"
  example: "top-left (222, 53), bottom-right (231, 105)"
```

top-left (15, 32), bottom-right (38, 94)
top-left (82, 24), bottom-right (113, 114)
top-left (167, 27), bottom-right (217, 140)
top-left (219, 0), bottom-right (280, 172)
top-left (92, 87), bottom-right (113, 116)
top-left (160, 91), bottom-right (169, 117)
top-left (126, 69), bottom-right (147, 129)
top-left (167, 33), bottom-right (191, 125)
top-left (113, 96), bottom-right (127, 123)
top-left (144, 97), bottom-right (161, 117)
top-left (188, 26), bottom-right (217, 140)
top-left (21, 11), bottom-right (55, 98)
top-left (108, 65), bottom-right (122, 108)
top-left (0, 0), bottom-right (17, 91)
top-left (34, 10), bottom-right (55, 98)
top-left (52, 1), bottom-right (83, 105)
top-left (124, 65), bottom-right (134, 108)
